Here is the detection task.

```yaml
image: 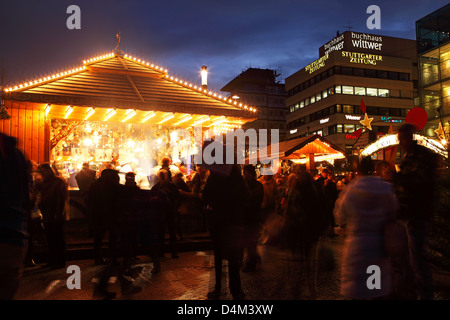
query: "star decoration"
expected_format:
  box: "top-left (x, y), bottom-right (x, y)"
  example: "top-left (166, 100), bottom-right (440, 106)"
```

top-left (317, 163), bottom-right (327, 174)
top-left (435, 122), bottom-right (445, 140)
top-left (360, 113), bottom-right (373, 131)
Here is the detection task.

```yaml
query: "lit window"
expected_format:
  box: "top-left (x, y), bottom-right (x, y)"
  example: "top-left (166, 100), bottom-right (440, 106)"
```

top-left (354, 87), bottom-right (365, 95)
top-left (342, 86), bottom-right (354, 95)
top-left (367, 88), bottom-right (378, 96)
top-left (310, 95), bottom-right (316, 104)
top-left (378, 89), bottom-right (390, 97)
top-left (322, 90), bottom-right (328, 99)
top-left (335, 86), bottom-right (342, 94)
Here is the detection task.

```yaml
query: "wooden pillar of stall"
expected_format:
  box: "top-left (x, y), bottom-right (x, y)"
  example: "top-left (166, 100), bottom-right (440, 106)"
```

top-left (305, 153), bottom-right (315, 171)
top-left (0, 99), bottom-right (49, 163)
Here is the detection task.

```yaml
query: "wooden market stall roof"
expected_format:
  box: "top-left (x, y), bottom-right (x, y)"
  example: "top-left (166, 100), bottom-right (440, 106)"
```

top-left (246, 134), bottom-right (345, 163)
top-left (2, 52), bottom-right (257, 127)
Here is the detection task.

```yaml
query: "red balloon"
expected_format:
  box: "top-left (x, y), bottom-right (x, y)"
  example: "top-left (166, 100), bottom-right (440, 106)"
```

top-left (405, 107), bottom-right (428, 130)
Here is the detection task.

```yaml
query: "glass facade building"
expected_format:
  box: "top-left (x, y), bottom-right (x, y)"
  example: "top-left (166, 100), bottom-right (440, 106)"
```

top-left (416, 3), bottom-right (450, 139)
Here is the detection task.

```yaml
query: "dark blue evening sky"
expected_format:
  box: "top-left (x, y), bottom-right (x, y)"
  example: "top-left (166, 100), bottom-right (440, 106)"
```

top-left (0, 0), bottom-right (448, 93)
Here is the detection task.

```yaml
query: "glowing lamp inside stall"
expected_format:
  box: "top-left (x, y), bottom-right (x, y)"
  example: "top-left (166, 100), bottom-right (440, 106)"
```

top-left (85, 107), bottom-right (95, 120)
top-left (174, 115), bottom-right (192, 126)
top-left (193, 116), bottom-right (210, 126)
top-left (122, 109), bottom-right (137, 122)
top-left (104, 109), bottom-right (116, 121)
top-left (64, 106), bottom-right (73, 119)
top-left (159, 113), bottom-right (175, 124)
top-left (44, 104), bottom-right (51, 117)
top-left (142, 112), bottom-right (155, 123)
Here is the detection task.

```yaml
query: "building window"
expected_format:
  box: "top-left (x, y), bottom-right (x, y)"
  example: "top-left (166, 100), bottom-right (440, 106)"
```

top-left (378, 89), bottom-right (390, 97)
top-left (388, 72), bottom-right (399, 80)
top-left (354, 87), bottom-right (365, 95)
top-left (377, 70), bottom-right (388, 79)
top-left (343, 105), bottom-right (353, 113)
top-left (342, 86), bottom-right (354, 95)
top-left (342, 67), bottom-right (353, 75)
top-left (335, 85), bottom-right (342, 94)
top-left (367, 88), bottom-right (378, 96)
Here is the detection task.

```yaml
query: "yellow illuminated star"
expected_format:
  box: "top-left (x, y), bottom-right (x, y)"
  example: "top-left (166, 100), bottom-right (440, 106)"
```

top-left (435, 122), bottom-right (445, 140)
top-left (360, 113), bottom-right (373, 131)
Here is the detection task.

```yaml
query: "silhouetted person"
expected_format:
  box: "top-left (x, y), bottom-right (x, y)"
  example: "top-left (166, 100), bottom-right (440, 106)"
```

top-left (241, 165), bottom-right (264, 272)
top-left (334, 156), bottom-right (398, 300)
top-left (75, 162), bottom-right (96, 216)
top-left (258, 173), bottom-right (280, 244)
top-left (394, 123), bottom-right (439, 300)
top-left (25, 160), bottom-right (41, 267)
top-left (88, 169), bottom-right (121, 265)
top-left (138, 187), bottom-right (167, 275)
top-left (0, 133), bottom-right (32, 299)
top-left (203, 164), bottom-right (247, 300)
top-left (152, 169), bottom-right (180, 258)
top-left (191, 166), bottom-right (209, 232)
top-left (173, 172), bottom-right (191, 240)
top-left (121, 172), bottom-right (141, 270)
top-left (285, 167), bottom-right (325, 264)
top-left (323, 171), bottom-right (338, 236)
top-left (35, 163), bottom-right (68, 269)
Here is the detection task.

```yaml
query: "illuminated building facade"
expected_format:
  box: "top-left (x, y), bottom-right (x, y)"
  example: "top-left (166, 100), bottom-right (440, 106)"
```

top-left (416, 3), bottom-right (450, 142)
top-left (285, 31), bottom-right (418, 155)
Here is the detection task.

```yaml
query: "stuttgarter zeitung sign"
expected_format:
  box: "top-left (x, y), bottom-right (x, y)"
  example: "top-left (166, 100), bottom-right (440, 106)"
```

top-left (305, 53), bottom-right (329, 74)
top-left (342, 51), bottom-right (383, 65)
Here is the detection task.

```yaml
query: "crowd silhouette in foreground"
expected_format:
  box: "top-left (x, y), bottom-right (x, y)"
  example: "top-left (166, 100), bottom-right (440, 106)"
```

top-left (0, 122), bottom-right (441, 300)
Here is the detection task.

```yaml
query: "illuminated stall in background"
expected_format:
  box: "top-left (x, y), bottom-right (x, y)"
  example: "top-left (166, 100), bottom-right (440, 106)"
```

top-left (1, 51), bottom-right (257, 188)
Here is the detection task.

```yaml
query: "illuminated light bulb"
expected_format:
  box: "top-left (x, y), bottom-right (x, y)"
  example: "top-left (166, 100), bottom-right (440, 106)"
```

top-left (14, 86), bottom-right (18, 90)
top-left (142, 112), bottom-right (155, 123)
top-left (124, 54), bottom-right (128, 58)
top-left (164, 69), bottom-right (168, 73)
top-left (85, 107), bottom-right (95, 120)
top-left (151, 64), bottom-right (154, 68)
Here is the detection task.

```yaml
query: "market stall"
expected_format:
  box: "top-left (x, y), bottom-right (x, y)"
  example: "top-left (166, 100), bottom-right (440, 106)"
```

top-left (1, 51), bottom-right (257, 188)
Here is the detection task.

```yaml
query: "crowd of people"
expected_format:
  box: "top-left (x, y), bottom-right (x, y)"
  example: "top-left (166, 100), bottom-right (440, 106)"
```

top-left (0, 122), bottom-right (440, 300)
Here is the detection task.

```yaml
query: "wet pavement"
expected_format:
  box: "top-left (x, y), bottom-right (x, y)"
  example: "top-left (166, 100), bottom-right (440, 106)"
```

top-left (14, 227), bottom-right (450, 301)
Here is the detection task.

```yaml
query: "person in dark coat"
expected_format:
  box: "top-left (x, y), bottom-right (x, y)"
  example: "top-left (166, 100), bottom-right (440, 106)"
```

top-left (203, 164), bottom-right (247, 300)
top-left (241, 164), bottom-right (264, 272)
top-left (151, 169), bottom-right (180, 258)
top-left (393, 123), bottom-right (439, 300)
top-left (0, 133), bottom-right (32, 299)
top-left (75, 162), bottom-right (96, 216)
top-left (88, 169), bottom-right (121, 265)
top-left (36, 163), bottom-right (68, 269)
